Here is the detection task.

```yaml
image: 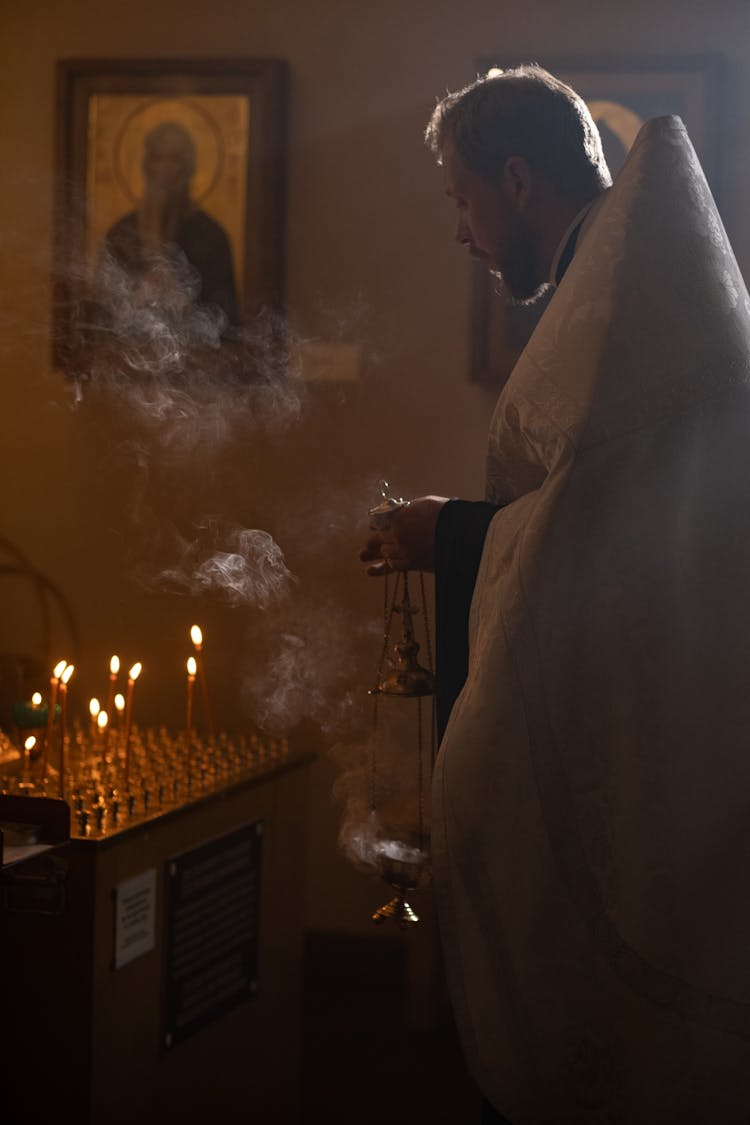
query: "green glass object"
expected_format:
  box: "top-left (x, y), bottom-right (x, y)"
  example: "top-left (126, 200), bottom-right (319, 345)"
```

top-left (12, 699), bottom-right (54, 728)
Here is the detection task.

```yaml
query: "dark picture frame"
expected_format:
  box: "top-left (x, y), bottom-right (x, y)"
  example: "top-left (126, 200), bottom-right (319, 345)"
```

top-left (469, 54), bottom-right (725, 387)
top-left (54, 58), bottom-right (287, 374)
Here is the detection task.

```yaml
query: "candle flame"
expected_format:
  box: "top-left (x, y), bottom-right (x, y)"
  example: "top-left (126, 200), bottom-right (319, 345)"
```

top-left (61, 664), bottom-right (75, 685)
top-left (114, 693), bottom-right (125, 712)
top-left (31, 692), bottom-right (42, 706)
top-left (190, 624), bottom-right (203, 648)
top-left (97, 710), bottom-right (109, 731)
top-left (24, 735), bottom-right (36, 752)
top-left (53, 660), bottom-right (67, 679)
top-left (187, 656), bottom-right (197, 677)
top-left (129, 662), bottom-right (142, 681)
top-left (110, 654), bottom-right (120, 676)
top-left (89, 697), bottom-right (101, 719)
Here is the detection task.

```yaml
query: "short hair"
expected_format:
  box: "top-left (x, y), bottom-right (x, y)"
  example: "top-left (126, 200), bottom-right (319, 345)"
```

top-left (425, 64), bottom-right (611, 204)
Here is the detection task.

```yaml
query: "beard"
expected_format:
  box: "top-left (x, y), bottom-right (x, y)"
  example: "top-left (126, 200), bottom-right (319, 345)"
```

top-left (489, 213), bottom-right (546, 304)
top-left (138, 181), bottom-right (192, 252)
top-left (491, 270), bottom-right (550, 310)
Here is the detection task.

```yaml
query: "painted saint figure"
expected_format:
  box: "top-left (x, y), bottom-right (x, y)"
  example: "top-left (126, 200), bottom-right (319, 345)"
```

top-left (88, 120), bottom-right (239, 347)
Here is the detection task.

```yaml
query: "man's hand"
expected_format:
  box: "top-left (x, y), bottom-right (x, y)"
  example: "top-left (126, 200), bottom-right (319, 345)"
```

top-left (359, 495), bottom-right (449, 575)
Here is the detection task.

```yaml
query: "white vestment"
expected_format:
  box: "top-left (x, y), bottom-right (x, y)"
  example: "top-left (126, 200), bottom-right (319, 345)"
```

top-left (433, 116), bottom-right (750, 1124)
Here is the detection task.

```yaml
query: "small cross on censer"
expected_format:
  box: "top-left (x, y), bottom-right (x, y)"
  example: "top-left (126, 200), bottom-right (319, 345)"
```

top-left (368, 481), bottom-right (436, 929)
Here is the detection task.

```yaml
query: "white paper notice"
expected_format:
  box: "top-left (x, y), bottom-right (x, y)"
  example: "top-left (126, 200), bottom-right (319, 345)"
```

top-left (115, 868), bottom-right (157, 969)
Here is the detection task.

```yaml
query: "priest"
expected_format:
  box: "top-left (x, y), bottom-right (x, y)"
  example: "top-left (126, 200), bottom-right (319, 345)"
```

top-left (361, 63), bottom-right (750, 1124)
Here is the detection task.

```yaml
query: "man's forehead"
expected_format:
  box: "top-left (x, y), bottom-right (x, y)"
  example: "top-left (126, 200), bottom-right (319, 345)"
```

top-left (442, 144), bottom-right (465, 194)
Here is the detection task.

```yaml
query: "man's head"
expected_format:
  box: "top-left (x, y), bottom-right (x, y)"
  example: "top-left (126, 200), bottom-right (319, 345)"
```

top-left (425, 65), bottom-right (611, 300)
top-left (142, 122), bottom-right (196, 196)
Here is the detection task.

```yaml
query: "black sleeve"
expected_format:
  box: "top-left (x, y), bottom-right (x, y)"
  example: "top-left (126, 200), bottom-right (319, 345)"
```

top-left (434, 499), bottom-right (503, 742)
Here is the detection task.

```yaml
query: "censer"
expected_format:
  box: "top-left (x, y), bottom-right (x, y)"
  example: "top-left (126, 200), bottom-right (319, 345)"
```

top-left (367, 482), bottom-right (437, 929)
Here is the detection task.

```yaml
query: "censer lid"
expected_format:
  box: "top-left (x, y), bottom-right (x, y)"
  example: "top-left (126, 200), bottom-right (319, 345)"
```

top-left (372, 566), bottom-right (434, 697)
top-left (373, 639), bottom-right (435, 696)
top-left (368, 480), bottom-right (410, 525)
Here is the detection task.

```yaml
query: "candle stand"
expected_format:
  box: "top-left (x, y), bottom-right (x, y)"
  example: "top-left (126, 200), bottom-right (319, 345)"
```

top-left (0, 724), bottom-right (313, 1125)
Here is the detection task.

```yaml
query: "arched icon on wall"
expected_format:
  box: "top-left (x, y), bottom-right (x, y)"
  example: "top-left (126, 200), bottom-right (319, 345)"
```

top-left (468, 54), bottom-right (725, 387)
top-left (54, 58), bottom-right (287, 375)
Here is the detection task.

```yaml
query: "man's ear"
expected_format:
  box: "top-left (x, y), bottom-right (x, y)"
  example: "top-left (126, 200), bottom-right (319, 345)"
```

top-left (501, 155), bottom-right (533, 209)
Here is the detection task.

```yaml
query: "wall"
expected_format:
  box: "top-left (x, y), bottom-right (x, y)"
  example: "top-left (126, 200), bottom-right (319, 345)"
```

top-left (1, 0), bottom-right (749, 944)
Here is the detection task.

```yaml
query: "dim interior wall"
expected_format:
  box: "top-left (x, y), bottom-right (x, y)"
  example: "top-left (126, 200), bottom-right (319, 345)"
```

top-left (1, 0), bottom-right (749, 939)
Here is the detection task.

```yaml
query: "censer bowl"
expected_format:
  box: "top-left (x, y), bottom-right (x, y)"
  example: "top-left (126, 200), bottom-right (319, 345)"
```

top-left (371, 841), bottom-right (429, 929)
top-left (377, 852), bottom-right (424, 890)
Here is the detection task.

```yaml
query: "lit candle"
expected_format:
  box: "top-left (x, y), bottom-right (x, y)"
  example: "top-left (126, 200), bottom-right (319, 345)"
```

top-left (89, 697), bottom-right (101, 761)
top-left (114, 693), bottom-right (125, 724)
top-left (124, 662), bottom-right (142, 787)
top-left (97, 709), bottom-right (109, 743)
top-left (186, 656), bottom-right (197, 743)
top-left (42, 660), bottom-right (67, 780)
top-left (23, 735), bottom-right (36, 781)
top-left (190, 624), bottom-right (215, 741)
top-left (105, 655), bottom-right (119, 721)
top-left (58, 663), bottom-right (75, 798)
top-left (103, 655), bottom-right (119, 751)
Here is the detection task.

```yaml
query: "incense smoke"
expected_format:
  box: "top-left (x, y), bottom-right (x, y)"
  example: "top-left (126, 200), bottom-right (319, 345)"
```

top-left (157, 522), bottom-right (296, 608)
top-left (237, 476), bottom-right (414, 738)
top-left (62, 241), bottom-right (309, 623)
top-left (67, 246), bottom-right (305, 453)
top-left (243, 596), bottom-right (378, 738)
top-left (85, 243), bottom-right (224, 359)
top-left (60, 238), bottom-right (416, 820)
top-left (331, 738), bottom-right (432, 883)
